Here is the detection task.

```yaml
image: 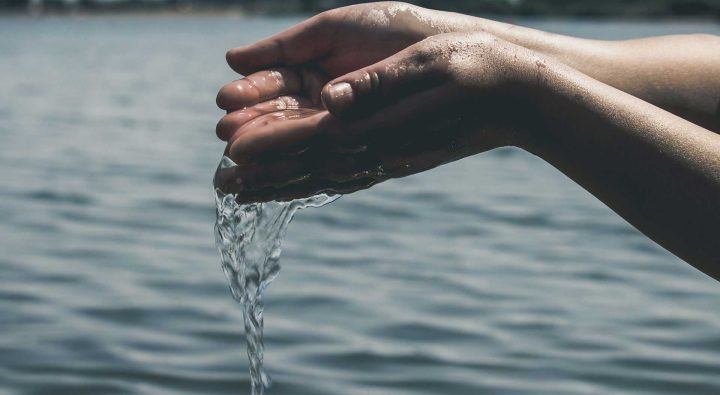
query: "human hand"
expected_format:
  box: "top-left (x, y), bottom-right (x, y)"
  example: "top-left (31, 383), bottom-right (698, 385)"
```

top-left (222, 2), bottom-right (474, 78)
top-left (214, 32), bottom-right (546, 202)
top-left (214, 2), bottom-right (478, 150)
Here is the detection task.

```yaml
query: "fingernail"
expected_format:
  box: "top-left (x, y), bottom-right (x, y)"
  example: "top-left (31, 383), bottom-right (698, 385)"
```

top-left (323, 82), bottom-right (354, 114)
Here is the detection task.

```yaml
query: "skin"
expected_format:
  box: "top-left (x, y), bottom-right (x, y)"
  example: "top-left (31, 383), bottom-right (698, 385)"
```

top-left (219, 2), bottom-right (720, 130)
top-left (398, 5), bottom-right (720, 130)
top-left (214, 2), bottom-right (720, 280)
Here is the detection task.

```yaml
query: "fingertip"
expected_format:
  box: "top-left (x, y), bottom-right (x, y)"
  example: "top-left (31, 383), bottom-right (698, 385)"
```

top-left (225, 47), bottom-right (239, 71)
top-left (213, 161), bottom-right (262, 195)
top-left (216, 114), bottom-right (238, 142)
top-left (225, 48), bottom-right (234, 63)
top-left (215, 118), bottom-right (226, 141)
top-left (226, 41), bottom-right (279, 76)
top-left (227, 137), bottom-right (255, 165)
top-left (321, 82), bottom-right (355, 115)
top-left (216, 79), bottom-right (251, 111)
top-left (215, 85), bottom-right (229, 110)
top-left (225, 47), bottom-right (253, 75)
top-left (216, 110), bottom-right (258, 142)
top-left (225, 147), bottom-right (255, 168)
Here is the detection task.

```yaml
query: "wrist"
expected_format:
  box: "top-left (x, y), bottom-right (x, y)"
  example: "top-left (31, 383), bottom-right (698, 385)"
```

top-left (507, 53), bottom-right (576, 154)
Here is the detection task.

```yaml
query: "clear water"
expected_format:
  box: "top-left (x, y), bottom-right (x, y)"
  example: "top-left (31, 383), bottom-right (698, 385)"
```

top-left (1, 15), bottom-right (719, 395)
top-left (214, 157), bottom-right (337, 394)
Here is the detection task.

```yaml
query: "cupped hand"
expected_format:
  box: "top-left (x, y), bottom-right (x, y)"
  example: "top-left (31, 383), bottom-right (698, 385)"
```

top-left (223, 2), bottom-right (469, 78)
top-left (214, 1), bottom-right (473, 143)
top-left (214, 32), bottom-right (546, 202)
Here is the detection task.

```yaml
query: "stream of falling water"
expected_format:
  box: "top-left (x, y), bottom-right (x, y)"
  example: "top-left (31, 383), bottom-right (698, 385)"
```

top-left (213, 156), bottom-right (337, 394)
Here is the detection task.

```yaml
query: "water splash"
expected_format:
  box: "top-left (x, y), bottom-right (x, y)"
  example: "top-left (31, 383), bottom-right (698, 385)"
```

top-left (213, 156), bottom-right (337, 394)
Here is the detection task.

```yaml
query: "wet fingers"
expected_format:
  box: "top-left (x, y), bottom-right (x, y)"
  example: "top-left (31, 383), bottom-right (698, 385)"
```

top-left (216, 67), bottom-right (328, 112)
top-left (216, 95), bottom-right (315, 141)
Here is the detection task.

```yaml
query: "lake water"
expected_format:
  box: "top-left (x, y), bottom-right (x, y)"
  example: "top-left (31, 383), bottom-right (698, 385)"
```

top-left (1, 14), bottom-right (719, 395)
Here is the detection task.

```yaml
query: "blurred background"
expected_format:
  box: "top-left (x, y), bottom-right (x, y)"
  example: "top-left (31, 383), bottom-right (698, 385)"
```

top-left (1, 0), bottom-right (720, 16)
top-left (1, 1), bottom-right (719, 395)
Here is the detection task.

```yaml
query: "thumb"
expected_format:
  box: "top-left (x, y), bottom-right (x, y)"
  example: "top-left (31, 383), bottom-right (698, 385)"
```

top-left (321, 47), bottom-right (442, 117)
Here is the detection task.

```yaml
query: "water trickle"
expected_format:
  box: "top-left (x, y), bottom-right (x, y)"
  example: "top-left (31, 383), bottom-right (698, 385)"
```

top-left (213, 156), bottom-right (337, 395)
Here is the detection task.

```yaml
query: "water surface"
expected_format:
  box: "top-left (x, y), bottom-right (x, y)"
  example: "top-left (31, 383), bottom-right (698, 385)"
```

top-left (0, 15), bottom-right (718, 395)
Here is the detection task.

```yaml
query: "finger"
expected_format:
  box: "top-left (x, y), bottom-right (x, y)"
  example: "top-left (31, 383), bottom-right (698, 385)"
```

top-left (228, 111), bottom-right (333, 163)
top-left (216, 68), bottom-right (302, 111)
top-left (226, 14), bottom-right (330, 75)
top-left (216, 128), bottom-right (470, 203)
top-left (216, 95), bottom-right (313, 141)
top-left (213, 159), bottom-right (310, 193)
top-left (320, 42), bottom-right (449, 116)
top-left (229, 177), bottom-right (380, 204)
top-left (218, 139), bottom-right (455, 203)
top-left (224, 82), bottom-right (456, 161)
top-left (216, 149), bottom-right (385, 193)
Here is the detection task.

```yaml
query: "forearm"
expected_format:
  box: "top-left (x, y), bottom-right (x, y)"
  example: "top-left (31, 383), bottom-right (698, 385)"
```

top-left (436, 9), bottom-right (720, 129)
top-left (523, 59), bottom-right (720, 280)
top-left (599, 34), bottom-right (720, 130)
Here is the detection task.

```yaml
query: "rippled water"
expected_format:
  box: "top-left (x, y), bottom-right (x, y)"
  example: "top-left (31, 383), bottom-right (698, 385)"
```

top-left (0, 14), bottom-right (719, 395)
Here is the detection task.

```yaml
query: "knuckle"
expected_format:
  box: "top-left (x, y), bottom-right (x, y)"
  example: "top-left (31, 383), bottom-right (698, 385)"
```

top-left (410, 38), bottom-right (446, 64)
top-left (408, 46), bottom-right (434, 66)
top-left (356, 69), bottom-right (381, 96)
top-left (400, 40), bottom-right (452, 78)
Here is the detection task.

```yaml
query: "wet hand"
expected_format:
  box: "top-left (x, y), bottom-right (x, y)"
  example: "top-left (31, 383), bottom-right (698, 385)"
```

top-left (214, 1), bottom-right (478, 149)
top-left (223, 2), bottom-right (470, 78)
top-left (214, 32), bottom-right (546, 202)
